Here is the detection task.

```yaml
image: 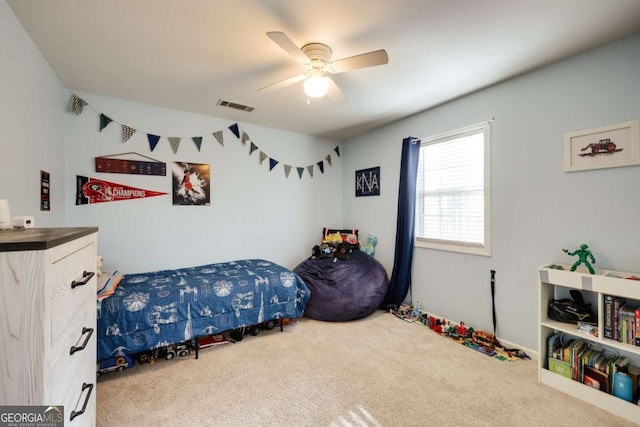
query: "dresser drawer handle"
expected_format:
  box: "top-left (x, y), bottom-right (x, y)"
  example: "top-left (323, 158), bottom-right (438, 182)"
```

top-left (70, 382), bottom-right (93, 422)
top-left (70, 327), bottom-right (94, 355)
top-left (71, 271), bottom-right (95, 289)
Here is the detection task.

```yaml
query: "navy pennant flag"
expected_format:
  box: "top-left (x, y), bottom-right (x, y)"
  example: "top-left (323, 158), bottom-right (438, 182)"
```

top-left (269, 158), bottom-right (279, 171)
top-left (229, 123), bottom-right (240, 138)
top-left (148, 134), bottom-right (161, 151)
top-left (317, 160), bottom-right (325, 174)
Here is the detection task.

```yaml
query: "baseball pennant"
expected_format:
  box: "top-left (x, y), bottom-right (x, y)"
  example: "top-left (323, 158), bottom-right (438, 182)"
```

top-left (95, 152), bottom-right (166, 176)
top-left (76, 175), bottom-right (167, 204)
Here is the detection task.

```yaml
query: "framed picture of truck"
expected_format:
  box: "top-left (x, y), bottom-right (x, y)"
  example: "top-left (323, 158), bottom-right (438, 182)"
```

top-left (564, 119), bottom-right (640, 172)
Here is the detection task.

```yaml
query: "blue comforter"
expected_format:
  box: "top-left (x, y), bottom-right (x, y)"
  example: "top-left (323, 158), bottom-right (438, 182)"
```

top-left (97, 259), bottom-right (310, 361)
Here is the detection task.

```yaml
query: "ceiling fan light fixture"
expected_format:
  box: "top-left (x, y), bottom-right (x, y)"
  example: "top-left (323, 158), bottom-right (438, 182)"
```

top-left (303, 74), bottom-right (328, 98)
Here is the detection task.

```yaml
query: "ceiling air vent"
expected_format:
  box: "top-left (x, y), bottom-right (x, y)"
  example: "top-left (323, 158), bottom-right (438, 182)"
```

top-left (217, 99), bottom-right (255, 112)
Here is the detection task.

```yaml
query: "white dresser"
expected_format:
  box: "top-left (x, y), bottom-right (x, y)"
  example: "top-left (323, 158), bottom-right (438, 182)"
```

top-left (0, 227), bottom-right (98, 426)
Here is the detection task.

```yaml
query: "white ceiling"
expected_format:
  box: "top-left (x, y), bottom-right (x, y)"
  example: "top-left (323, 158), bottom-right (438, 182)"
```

top-left (7, 0), bottom-right (640, 141)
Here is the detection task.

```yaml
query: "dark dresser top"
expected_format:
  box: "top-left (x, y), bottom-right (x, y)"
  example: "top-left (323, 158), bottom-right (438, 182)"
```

top-left (0, 227), bottom-right (98, 252)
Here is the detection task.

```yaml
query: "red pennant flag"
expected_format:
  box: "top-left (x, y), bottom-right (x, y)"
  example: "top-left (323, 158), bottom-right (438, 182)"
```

top-left (76, 175), bottom-right (166, 204)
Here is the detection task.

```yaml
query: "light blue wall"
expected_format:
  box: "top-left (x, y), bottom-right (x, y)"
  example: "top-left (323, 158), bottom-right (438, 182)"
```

top-left (343, 33), bottom-right (640, 352)
top-left (0, 1), bottom-right (66, 226)
top-left (65, 92), bottom-right (343, 273)
top-left (1, 0), bottom-right (343, 275)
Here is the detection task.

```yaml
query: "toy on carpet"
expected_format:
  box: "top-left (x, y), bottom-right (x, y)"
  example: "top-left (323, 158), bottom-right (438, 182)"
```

top-left (389, 304), bottom-right (530, 361)
top-left (359, 234), bottom-right (377, 256)
top-left (562, 244), bottom-right (596, 274)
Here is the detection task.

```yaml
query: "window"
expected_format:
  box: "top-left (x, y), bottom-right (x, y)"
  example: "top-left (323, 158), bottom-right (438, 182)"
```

top-left (415, 121), bottom-right (491, 256)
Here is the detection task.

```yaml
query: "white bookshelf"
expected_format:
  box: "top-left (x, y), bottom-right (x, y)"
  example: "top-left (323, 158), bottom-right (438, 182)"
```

top-left (538, 263), bottom-right (640, 424)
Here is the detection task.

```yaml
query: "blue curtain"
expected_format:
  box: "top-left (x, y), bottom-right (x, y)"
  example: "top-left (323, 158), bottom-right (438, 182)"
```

top-left (380, 136), bottom-right (421, 308)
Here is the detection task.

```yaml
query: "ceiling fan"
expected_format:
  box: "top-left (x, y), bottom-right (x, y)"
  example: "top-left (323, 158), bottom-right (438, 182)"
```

top-left (258, 31), bottom-right (388, 102)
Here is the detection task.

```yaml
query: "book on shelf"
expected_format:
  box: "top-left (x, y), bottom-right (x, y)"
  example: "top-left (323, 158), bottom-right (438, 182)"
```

top-left (636, 308), bottom-right (640, 347)
top-left (571, 339), bottom-right (587, 381)
top-left (619, 303), bottom-right (638, 345)
top-left (584, 365), bottom-right (609, 393)
top-left (629, 365), bottom-right (640, 401)
top-left (547, 331), bottom-right (563, 360)
top-left (613, 296), bottom-right (627, 342)
top-left (603, 294), bottom-right (614, 339)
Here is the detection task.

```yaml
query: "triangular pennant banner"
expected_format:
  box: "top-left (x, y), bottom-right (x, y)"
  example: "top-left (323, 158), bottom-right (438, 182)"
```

top-left (168, 137), bottom-right (181, 154)
top-left (316, 161), bottom-right (325, 174)
top-left (70, 95), bottom-right (87, 115)
top-left (297, 167), bottom-right (304, 179)
top-left (76, 175), bottom-right (167, 205)
top-left (213, 130), bottom-right (224, 146)
top-left (307, 165), bottom-right (314, 178)
top-left (284, 164), bottom-right (292, 178)
top-left (241, 131), bottom-right (250, 145)
top-left (249, 142), bottom-right (258, 155)
top-left (334, 146), bottom-right (340, 157)
top-left (325, 154), bottom-right (332, 166)
top-left (99, 114), bottom-right (113, 132)
top-left (122, 125), bottom-right (136, 143)
top-left (148, 134), bottom-right (161, 152)
top-left (229, 123), bottom-right (240, 139)
top-left (192, 137), bottom-right (203, 152)
top-left (259, 151), bottom-right (268, 165)
top-left (269, 158), bottom-right (279, 171)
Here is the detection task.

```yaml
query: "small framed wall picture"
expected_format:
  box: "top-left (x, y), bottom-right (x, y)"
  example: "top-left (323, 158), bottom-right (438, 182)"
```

top-left (563, 119), bottom-right (640, 172)
top-left (355, 167), bottom-right (380, 197)
top-left (40, 170), bottom-right (50, 211)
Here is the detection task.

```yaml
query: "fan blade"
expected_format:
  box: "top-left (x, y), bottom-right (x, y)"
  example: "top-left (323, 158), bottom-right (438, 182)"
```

top-left (326, 76), bottom-right (347, 103)
top-left (258, 74), bottom-right (307, 92)
top-left (266, 32), bottom-right (309, 64)
top-left (329, 49), bottom-right (388, 73)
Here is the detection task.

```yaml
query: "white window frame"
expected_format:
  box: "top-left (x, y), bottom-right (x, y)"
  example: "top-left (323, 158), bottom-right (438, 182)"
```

top-left (414, 120), bottom-right (491, 256)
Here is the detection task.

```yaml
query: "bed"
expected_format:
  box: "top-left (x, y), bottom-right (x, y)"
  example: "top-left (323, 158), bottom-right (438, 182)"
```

top-left (294, 247), bottom-right (389, 322)
top-left (96, 259), bottom-right (310, 362)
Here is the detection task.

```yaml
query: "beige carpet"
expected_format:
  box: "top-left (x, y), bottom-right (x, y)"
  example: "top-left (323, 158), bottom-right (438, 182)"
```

top-left (96, 311), bottom-right (636, 426)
